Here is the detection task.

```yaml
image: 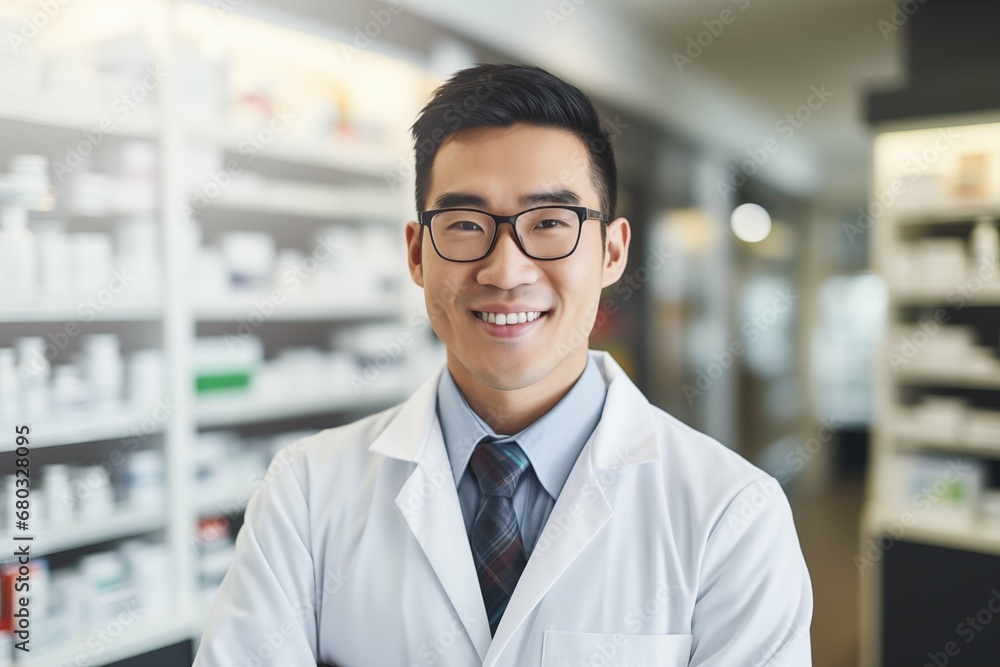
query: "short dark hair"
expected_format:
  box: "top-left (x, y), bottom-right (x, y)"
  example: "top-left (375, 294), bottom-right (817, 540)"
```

top-left (410, 63), bottom-right (617, 251)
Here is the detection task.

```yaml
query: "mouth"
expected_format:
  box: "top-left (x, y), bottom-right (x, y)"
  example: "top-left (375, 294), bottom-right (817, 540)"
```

top-left (472, 310), bottom-right (547, 325)
top-left (470, 309), bottom-right (550, 337)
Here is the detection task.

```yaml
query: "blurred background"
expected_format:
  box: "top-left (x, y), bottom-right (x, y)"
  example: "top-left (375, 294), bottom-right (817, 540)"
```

top-left (0, 0), bottom-right (999, 665)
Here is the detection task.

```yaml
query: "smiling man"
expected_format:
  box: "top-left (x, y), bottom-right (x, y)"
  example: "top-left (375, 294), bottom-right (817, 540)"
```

top-left (194, 64), bottom-right (813, 667)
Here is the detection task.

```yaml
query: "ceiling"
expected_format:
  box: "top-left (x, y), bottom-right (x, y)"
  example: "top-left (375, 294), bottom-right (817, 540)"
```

top-left (611, 0), bottom-right (906, 210)
top-left (247, 0), bottom-right (910, 213)
top-left (397, 0), bottom-right (909, 213)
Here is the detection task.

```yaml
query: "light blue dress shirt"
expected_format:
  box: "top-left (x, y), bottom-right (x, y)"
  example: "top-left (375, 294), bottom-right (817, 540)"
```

top-left (435, 354), bottom-right (607, 556)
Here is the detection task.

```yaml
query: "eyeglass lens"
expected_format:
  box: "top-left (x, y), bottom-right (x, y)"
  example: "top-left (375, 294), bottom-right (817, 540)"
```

top-left (429, 208), bottom-right (580, 260)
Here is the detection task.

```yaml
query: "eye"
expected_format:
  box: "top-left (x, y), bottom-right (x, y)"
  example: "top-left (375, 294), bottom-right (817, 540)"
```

top-left (449, 220), bottom-right (484, 232)
top-left (535, 219), bottom-right (568, 230)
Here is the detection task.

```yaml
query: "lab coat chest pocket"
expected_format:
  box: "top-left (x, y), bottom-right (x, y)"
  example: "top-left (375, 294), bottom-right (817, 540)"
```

top-left (541, 630), bottom-right (692, 667)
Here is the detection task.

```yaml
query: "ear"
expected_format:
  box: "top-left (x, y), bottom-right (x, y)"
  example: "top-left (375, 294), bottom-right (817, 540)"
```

top-left (601, 216), bottom-right (631, 289)
top-left (405, 220), bottom-right (425, 288)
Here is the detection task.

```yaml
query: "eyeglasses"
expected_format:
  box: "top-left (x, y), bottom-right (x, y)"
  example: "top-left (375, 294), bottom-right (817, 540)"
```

top-left (418, 205), bottom-right (609, 262)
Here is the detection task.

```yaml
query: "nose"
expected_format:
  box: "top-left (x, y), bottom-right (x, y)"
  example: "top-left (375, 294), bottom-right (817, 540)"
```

top-left (475, 222), bottom-right (541, 290)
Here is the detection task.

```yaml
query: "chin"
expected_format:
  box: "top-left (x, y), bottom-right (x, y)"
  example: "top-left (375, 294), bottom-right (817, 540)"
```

top-left (484, 360), bottom-right (553, 391)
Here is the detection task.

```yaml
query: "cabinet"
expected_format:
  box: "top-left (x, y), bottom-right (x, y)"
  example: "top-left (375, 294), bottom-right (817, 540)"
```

top-left (0, 1), bottom-right (442, 663)
top-left (861, 115), bottom-right (1000, 667)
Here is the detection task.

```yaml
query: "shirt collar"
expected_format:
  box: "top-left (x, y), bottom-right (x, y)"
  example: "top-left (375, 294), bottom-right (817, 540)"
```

top-left (435, 352), bottom-right (608, 500)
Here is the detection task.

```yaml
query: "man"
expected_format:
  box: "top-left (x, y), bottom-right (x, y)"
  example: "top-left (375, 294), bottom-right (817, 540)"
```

top-left (194, 63), bottom-right (812, 667)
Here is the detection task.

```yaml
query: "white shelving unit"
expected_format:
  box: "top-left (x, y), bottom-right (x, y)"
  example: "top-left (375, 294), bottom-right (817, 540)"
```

top-left (0, 406), bottom-right (166, 452)
top-left (0, 1), bottom-right (441, 664)
top-left (193, 298), bottom-right (398, 322)
top-left (15, 617), bottom-right (195, 667)
top-left (861, 116), bottom-right (1000, 667)
top-left (0, 506), bottom-right (168, 558)
top-left (194, 384), bottom-right (410, 429)
top-left (0, 300), bottom-right (163, 323)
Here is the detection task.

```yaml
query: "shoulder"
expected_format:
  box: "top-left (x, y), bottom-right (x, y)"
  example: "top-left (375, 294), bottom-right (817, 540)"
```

top-left (643, 403), bottom-right (787, 535)
top-left (648, 403), bottom-right (767, 489)
top-left (259, 400), bottom-right (407, 502)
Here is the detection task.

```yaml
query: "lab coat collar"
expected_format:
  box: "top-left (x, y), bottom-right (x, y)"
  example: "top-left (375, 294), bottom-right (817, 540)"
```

top-left (369, 349), bottom-right (660, 470)
top-left (369, 349), bottom-right (661, 665)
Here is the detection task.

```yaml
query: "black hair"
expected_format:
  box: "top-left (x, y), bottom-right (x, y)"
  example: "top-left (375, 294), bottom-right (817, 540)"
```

top-left (410, 63), bottom-right (617, 251)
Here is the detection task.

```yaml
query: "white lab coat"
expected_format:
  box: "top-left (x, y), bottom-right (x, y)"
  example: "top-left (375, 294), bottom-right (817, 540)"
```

top-left (193, 350), bottom-right (812, 667)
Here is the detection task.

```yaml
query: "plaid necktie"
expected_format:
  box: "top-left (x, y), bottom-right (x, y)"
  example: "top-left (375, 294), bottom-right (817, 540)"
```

top-left (469, 436), bottom-right (531, 637)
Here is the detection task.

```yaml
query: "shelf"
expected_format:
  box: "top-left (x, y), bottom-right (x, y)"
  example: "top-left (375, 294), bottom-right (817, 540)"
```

top-left (18, 614), bottom-right (193, 667)
top-left (193, 590), bottom-right (221, 636)
top-left (68, 207), bottom-right (159, 220)
top-left (893, 285), bottom-right (1000, 306)
top-left (0, 405), bottom-right (167, 451)
top-left (195, 485), bottom-right (253, 516)
top-left (1, 506), bottom-right (166, 558)
top-left (0, 99), bottom-right (158, 139)
top-left (896, 367), bottom-right (1000, 390)
top-left (194, 298), bottom-right (397, 321)
top-left (893, 200), bottom-right (1000, 226)
top-left (0, 9), bottom-right (427, 666)
top-left (195, 384), bottom-right (407, 428)
top-left (0, 298), bottom-right (162, 323)
top-left (893, 430), bottom-right (1000, 460)
top-left (864, 506), bottom-right (1000, 557)
top-left (202, 181), bottom-right (402, 221)
top-left (197, 126), bottom-right (401, 178)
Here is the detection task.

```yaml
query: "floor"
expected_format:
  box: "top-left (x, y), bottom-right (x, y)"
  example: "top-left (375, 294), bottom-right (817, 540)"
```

top-left (789, 476), bottom-right (866, 667)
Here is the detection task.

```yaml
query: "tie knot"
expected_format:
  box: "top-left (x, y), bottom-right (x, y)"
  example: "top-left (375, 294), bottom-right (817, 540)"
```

top-left (469, 437), bottom-right (529, 499)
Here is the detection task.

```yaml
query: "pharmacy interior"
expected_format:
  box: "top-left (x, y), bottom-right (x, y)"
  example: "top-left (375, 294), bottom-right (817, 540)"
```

top-left (0, 1), bottom-right (1000, 666)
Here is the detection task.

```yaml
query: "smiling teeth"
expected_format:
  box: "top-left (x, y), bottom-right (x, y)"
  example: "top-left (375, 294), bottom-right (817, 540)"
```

top-left (477, 311), bottom-right (543, 325)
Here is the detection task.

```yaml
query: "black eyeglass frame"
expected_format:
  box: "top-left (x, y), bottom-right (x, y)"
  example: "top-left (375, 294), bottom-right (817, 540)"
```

top-left (417, 205), bottom-right (610, 262)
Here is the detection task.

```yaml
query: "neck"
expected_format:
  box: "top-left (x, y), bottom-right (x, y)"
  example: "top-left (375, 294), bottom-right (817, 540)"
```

top-left (446, 348), bottom-right (589, 435)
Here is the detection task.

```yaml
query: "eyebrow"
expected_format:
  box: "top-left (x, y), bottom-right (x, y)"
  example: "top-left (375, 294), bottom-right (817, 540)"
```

top-left (432, 189), bottom-right (582, 210)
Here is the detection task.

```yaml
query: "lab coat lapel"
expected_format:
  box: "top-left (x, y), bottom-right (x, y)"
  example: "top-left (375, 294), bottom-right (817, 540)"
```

top-left (484, 351), bottom-right (661, 666)
top-left (369, 362), bottom-right (493, 662)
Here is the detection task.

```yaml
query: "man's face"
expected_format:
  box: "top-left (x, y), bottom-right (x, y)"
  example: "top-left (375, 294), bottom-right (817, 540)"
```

top-left (405, 123), bottom-right (629, 392)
